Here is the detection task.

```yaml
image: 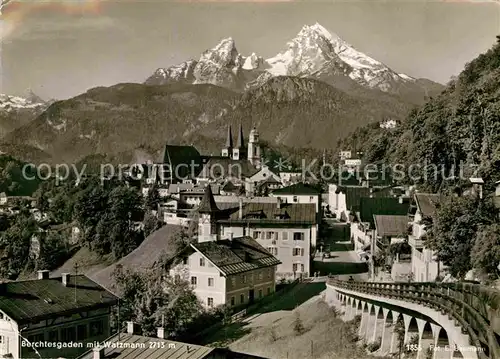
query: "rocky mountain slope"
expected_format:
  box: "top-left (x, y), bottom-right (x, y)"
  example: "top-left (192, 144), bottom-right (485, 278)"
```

top-left (2, 76), bottom-right (412, 164)
top-left (146, 23), bottom-right (443, 104)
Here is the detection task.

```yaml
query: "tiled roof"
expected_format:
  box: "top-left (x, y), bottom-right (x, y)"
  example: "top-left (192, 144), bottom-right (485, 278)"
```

top-left (0, 275), bottom-right (118, 323)
top-left (271, 183), bottom-right (320, 195)
top-left (198, 157), bottom-right (258, 179)
top-left (336, 186), bottom-right (393, 211)
top-left (374, 215), bottom-right (410, 237)
top-left (414, 193), bottom-right (442, 218)
top-left (192, 237), bottom-right (281, 276)
top-left (220, 202), bottom-right (316, 225)
top-left (358, 198), bottom-right (410, 227)
top-left (77, 333), bottom-right (269, 359)
top-left (76, 333), bottom-right (214, 359)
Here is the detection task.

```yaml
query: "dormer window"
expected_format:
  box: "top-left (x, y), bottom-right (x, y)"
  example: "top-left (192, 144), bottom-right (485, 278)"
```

top-left (293, 196), bottom-right (298, 202)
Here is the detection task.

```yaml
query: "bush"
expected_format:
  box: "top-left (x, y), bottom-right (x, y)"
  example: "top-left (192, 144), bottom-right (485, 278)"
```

top-left (366, 338), bottom-right (381, 352)
top-left (293, 311), bottom-right (305, 335)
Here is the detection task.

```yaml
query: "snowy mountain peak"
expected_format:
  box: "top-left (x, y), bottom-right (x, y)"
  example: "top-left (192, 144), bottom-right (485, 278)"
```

top-left (145, 22), bottom-right (433, 99)
top-left (0, 93), bottom-right (46, 112)
top-left (200, 37), bottom-right (239, 67)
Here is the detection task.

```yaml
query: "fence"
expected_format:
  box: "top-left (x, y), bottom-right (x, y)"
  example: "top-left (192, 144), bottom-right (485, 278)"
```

top-left (327, 277), bottom-right (500, 359)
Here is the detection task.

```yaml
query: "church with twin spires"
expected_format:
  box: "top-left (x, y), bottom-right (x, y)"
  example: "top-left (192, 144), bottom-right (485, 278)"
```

top-left (221, 124), bottom-right (261, 167)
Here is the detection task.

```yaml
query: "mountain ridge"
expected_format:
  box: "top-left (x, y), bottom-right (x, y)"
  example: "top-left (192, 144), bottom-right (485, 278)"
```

top-left (145, 23), bottom-right (443, 104)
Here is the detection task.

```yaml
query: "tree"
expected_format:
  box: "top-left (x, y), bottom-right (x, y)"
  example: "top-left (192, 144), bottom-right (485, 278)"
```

top-left (112, 265), bottom-right (203, 338)
top-left (36, 231), bottom-right (69, 271)
top-left (0, 213), bottom-right (36, 278)
top-left (426, 196), bottom-right (497, 279)
top-left (144, 211), bottom-right (162, 237)
top-left (146, 184), bottom-right (161, 211)
top-left (472, 224), bottom-right (500, 279)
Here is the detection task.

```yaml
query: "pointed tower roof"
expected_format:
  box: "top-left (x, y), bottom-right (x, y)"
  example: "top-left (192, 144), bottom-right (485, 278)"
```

top-left (236, 123), bottom-right (245, 148)
top-left (225, 125), bottom-right (233, 148)
top-left (198, 185), bottom-right (220, 213)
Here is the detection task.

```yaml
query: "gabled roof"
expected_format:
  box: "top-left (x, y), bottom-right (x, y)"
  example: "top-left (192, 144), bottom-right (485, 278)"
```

top-left (0, 275), bottom-right (118, 323)
top-left (161, 145), bottom-right (203, 180)
top-left (374, 215), bottom-right (409, 237)
top-left (197, 185), bottom-right (220, 213)
top-left (358, 197), bottom-right (410, 227)
top-left (335, 186), bottom-right (393, 211)
top-left (414, 193), bottom-right (442, 218)
top-left (191, 236), bottom-right (281, 276)
top-left (272, 183), bottom-right (320, 195)
top-left (220, 202), bottom-right (316, 225)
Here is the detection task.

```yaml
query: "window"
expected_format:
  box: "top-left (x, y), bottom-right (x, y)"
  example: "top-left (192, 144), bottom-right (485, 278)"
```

top-left (48, 330), bottom-right (58, 342)
top-left (0, 336), bottom-right (3, 344)
top-left (253, 231), bottom-right (261, 239)
top-left (207, 298), bottom-right (214, 308)
top-left (258, 272), bottom-right (263, 281)
top-left (267, 287), bottom-right (271, 295)
top-left (231, 277), bottom-right (236, 287)
top-left (293, 232), bottom-right (304, 241)
top-left (259, 289), bottom-right (263, 298)
top-left (182, 257), bottom-right (188, 265)
top-left (200, 258), bottom-right (206, 267)
top-left (310, 196), bottom-right (314, 201)
top-left (282, 232), bottom-right (288, 241)
top-left (240, 294), bottom-right (245, 304)
top-left (293, 263), bottom-right (298, 272)
top-left (77, 324), bottom-right (87, 340)
top-left (230, 297), bottom-right (235, 306)
top-left (174, 274), bottom-right (181, 283)
top-left (191, 276), bottom-right (197, 286)
top-left (293, 248), bottom-right (304, 256)
top-left (208, 278), bottom-right (214, 287)
top-left (61, 327), bottom-right (76, 342)
top-left (301, 264), bottom-right (304, 273)
top-left (242, 275), bottom-right (247, 284)
top-left (266, 247), bottom-right (278, 256)
top-left (293, 196), bottom-right (298, 202)
top-left (89, 320), bottom-right (104, 337)
top-left (266, 231), bottom-right (275, 240)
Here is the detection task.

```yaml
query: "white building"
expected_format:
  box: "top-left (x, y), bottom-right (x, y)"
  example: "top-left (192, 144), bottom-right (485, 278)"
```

top-left (0, 272), bottom-right (117, 359)
top-left (409, 193), bottom-right (444, 282)
top-left (270, 183), bottom-right (322, 217)
top-left (168, 186), bottom-right (280, 308)
top-left (217, 198), bottom-right (317, 280)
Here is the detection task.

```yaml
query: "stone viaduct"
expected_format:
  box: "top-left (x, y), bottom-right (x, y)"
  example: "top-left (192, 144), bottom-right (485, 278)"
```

top-left (326, 278), bottom-right (500, 359)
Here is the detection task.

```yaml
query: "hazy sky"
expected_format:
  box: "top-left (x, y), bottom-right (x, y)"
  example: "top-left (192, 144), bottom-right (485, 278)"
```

top-left (1, 0), bottom-right (499, 100)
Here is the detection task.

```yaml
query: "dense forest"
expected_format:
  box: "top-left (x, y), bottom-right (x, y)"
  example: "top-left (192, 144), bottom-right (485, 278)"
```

top-left (338, 38), bottom-right (500, 280)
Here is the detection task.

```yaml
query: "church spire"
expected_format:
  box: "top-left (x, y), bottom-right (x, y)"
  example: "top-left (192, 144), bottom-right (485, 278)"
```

top-left (198, 185), bottom-right (219, 214)
top-left (236, 123), bottom-right (244, 148)
top-left (225, 124), bottom-right (233, 149)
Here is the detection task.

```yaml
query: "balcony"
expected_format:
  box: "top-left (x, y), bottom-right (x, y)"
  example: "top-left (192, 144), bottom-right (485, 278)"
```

top-left (408, 235), bottom-right (424, 249)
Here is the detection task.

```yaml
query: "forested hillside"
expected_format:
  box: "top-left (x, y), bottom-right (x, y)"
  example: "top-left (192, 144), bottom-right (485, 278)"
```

top-left (339, 38), bottom-right (500, 192)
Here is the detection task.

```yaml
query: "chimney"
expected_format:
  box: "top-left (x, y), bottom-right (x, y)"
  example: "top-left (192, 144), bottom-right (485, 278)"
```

top-left (399, 197), bottom-right (404, 204)
top-left (61, 273), bottom-right (70, 286)
top-left (38, 270), bottom-right (49, 280)
top-left (93, 346), bottom-right (105, 359)
top-left (238, 197), bottom-right (243, 219)
top-left (157, 327), bottom-right (165, 339)
top-left (127, 321), bottom-right (139, 335)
